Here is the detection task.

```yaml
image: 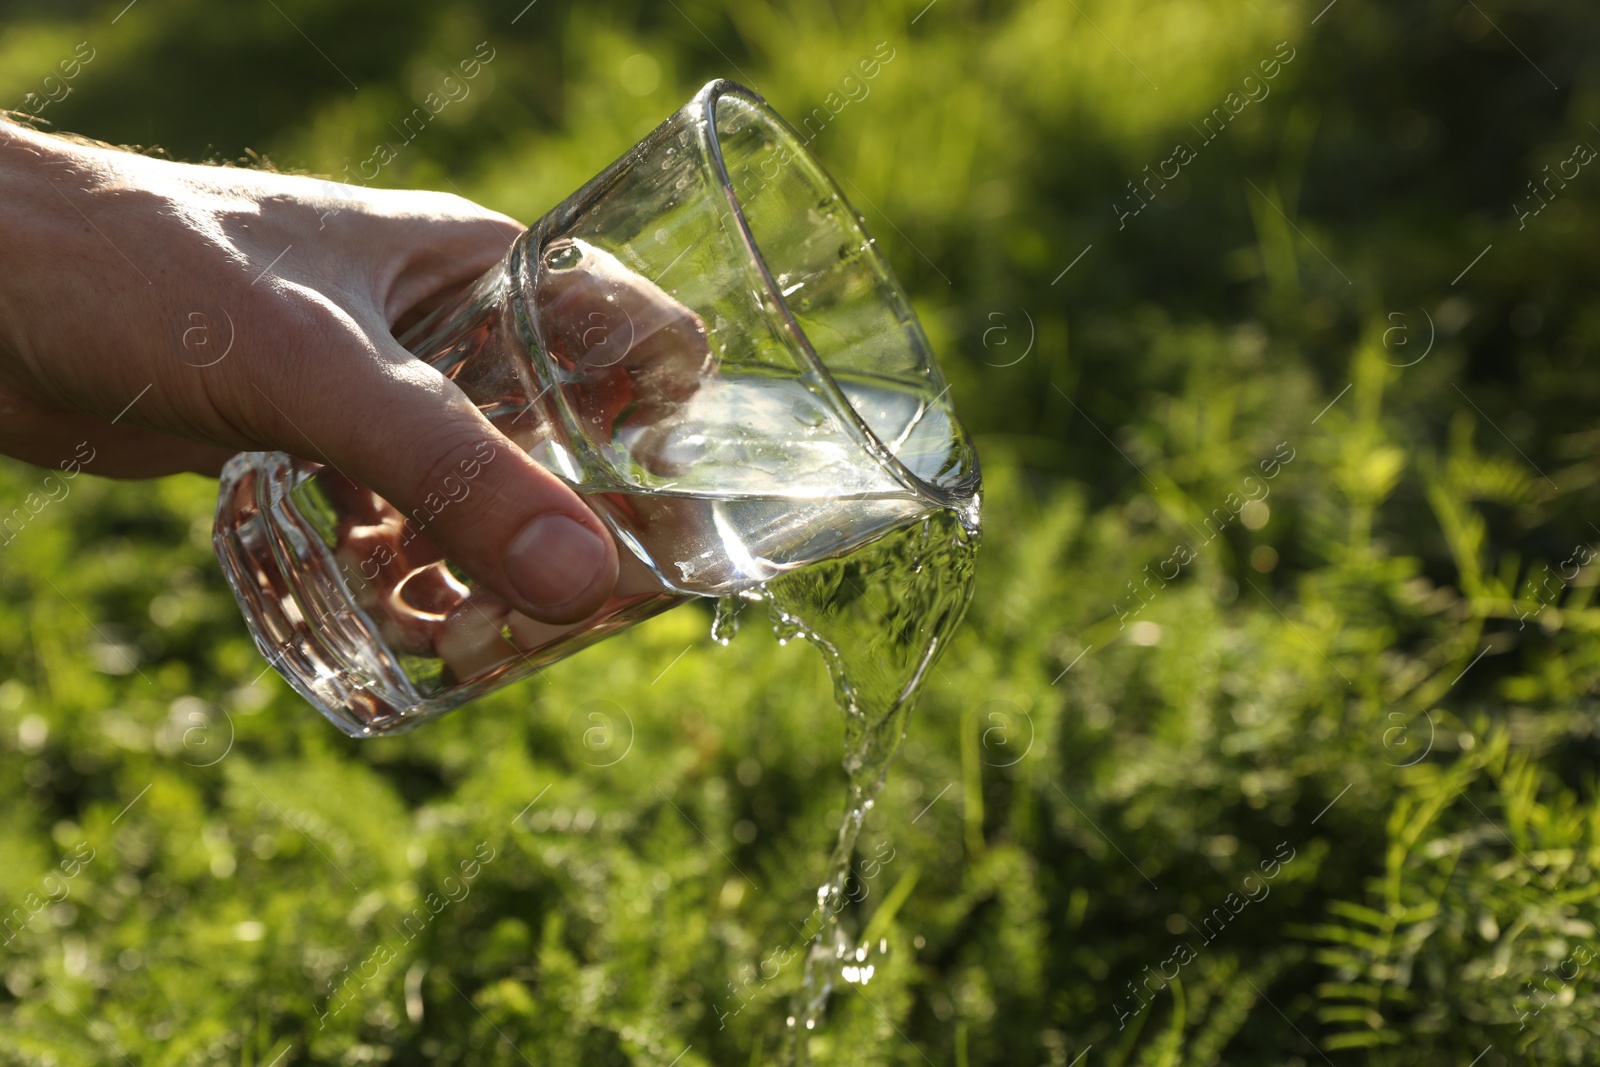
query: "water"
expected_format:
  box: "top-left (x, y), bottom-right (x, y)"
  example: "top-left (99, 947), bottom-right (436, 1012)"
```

top-left (739, 507), bottom-right (978, 1061)
top-left (581, 369), bottom-right (981, 1056)
top-left (556, 372), bottom-right (974, 596)
top-left (599, 371), bottom-right (981, 1054)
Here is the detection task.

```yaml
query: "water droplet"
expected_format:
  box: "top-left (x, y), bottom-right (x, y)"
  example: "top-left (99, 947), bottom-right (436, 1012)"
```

top-left (769, 610), bottom-right (803, 644)
top-left (542, 242), bottom-right (583, 272)
top-left (711, 596), bottom-right (740, 645)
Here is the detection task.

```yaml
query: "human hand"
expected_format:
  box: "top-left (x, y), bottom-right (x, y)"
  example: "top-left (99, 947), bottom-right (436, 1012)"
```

top-left (0, 121), bottom-right (625, 624)
top-left (314, 235), bottom-right (719, 679)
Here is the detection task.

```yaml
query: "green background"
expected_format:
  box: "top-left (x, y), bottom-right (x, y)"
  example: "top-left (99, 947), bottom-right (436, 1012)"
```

top-left (1, 0), bottom-right (1598, 1063)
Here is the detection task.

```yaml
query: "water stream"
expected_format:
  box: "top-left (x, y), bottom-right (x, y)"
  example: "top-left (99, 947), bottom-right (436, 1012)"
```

top-left (723, 506), bottom-right (978, 1061)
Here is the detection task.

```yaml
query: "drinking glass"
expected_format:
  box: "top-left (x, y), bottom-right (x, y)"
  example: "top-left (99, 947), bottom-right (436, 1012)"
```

top-left (214, 79), bottom-right (980, 737)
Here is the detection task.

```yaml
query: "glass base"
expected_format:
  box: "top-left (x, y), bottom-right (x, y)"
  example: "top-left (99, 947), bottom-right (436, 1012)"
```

top-left (214, 451), bottom-right (680, 737)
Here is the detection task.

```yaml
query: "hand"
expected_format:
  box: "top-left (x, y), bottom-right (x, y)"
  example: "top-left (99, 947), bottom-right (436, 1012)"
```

top-left (0, 120), bottom-right (619, 624)
top-left (317, 236), bottom-right (719, 680)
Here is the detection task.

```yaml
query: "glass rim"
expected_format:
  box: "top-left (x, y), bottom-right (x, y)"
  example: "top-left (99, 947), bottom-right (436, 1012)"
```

top-left (690, 78), bottom-right (979, 508)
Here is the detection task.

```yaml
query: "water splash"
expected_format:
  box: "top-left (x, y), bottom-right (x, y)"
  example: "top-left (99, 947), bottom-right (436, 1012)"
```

top-left (728, 506), bottom-right (979, 1062)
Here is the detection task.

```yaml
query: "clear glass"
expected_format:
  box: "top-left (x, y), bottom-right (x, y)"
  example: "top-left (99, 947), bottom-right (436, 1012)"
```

top-left (214, 80), bottom-right (980, 737)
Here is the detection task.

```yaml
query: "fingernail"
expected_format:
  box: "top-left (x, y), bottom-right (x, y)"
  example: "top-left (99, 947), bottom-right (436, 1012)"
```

top-left (504, 514), bottom-right (610, 614)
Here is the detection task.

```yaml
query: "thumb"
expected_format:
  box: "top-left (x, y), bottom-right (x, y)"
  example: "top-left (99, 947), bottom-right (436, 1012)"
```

top-left (260, 325), bottom-right (619, 626)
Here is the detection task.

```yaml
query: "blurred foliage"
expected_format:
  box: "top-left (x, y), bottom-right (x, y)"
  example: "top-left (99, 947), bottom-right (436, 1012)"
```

top-left (2, 0), bottom-right (1600, 1064)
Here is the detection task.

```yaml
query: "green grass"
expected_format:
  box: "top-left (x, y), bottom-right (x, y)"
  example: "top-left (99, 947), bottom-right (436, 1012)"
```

top-left (1, 0), bottom-right (1598, 1063)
